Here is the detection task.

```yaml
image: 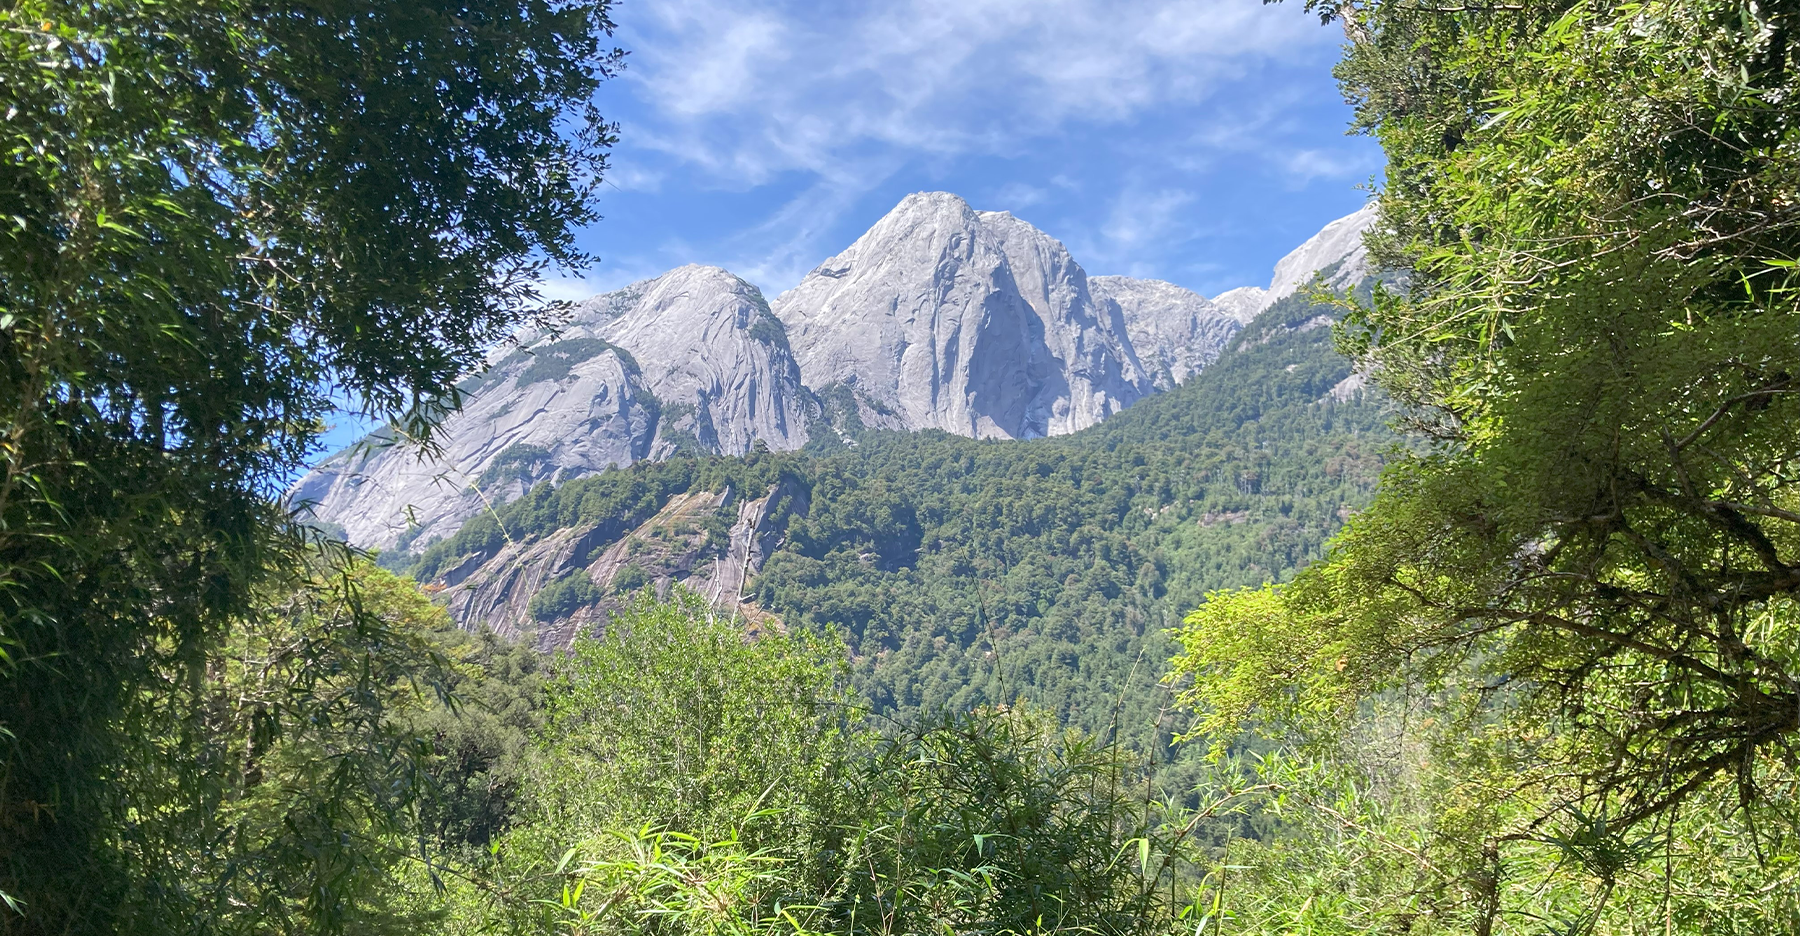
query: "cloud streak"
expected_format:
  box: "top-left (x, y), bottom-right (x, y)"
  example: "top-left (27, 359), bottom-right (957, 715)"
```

top-left (572, 0), bottom-right (1376, 300)
top-left (622, 0), bottom-right (1332, 182)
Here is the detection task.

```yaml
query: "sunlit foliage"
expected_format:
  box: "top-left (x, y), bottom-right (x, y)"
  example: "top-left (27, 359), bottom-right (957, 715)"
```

top-left (1176, 0), bottom-right (1800, 927)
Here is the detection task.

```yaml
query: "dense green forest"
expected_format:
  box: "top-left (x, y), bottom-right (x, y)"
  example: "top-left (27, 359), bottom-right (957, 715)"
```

top-left (6, 0), bottom-right (1800, 933)
top-left (389, 284), bottom-right (1390, 747)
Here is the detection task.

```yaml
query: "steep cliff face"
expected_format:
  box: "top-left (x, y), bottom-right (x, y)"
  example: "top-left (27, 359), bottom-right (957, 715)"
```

top-left (441, 481), bottom-right (798, 648)
top-left (975, 209), bottom-right (1149, 432)
top-left (566, 264), bottom-right (813, 457)
top-left (291, 344), bottom-right (656, 550)
top-left (771, 192), bottom-right (1150, 439)
top-left (292, 266), bottom-right (809, 550)
top-left (1088, 276), bottom-right (1241, 391)
top-left (1263, 203), bottom-right (1377, 307)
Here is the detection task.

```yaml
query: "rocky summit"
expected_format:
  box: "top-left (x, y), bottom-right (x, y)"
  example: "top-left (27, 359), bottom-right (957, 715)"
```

top-left (772, 192), bottom-right (1151, 439)
top-left (292, 265), bottom-right (807, 549)
top-left (294, 195), bottom-right (1375, 555)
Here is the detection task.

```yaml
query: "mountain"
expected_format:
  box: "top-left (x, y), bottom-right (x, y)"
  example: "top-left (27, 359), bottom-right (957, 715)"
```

top-left (293, 195), bottom-right (1376, 555)
top-left (1264, 203), bottom-right (1376, 306)
top-left (392, 282), bottom-right (1391, 743)
top-left (566, 265), bottom-right (812, 457)
top-left (1210, 286), bottom-right (1269, 324)
top-left (314, 193), bottom-right (1389, 741)
top-left (292, 265), bottom-right (807, 549)
top-left (1159, 204), bottom-right (1377, 331)
top-left (1088, 276), bottom-right (1241, 391)
top-left (771, 192), bottom-right (1151, 439)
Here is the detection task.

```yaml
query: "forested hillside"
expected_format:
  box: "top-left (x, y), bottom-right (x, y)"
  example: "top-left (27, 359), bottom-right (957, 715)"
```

top-left (12, 0), bottom-right (1800, 933)
top-left (388, 285), bottom-right (1390, 740)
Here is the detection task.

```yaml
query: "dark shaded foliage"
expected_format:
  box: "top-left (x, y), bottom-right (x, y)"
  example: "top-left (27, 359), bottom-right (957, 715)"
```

top-left (0, 0), bottom-right (618, 929)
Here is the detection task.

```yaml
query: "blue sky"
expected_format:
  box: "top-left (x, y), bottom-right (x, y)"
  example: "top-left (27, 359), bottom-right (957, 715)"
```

top-left (314, 0), bottom-right (1379, 461)
top-left (550, 0), bottom-right (1382, 302)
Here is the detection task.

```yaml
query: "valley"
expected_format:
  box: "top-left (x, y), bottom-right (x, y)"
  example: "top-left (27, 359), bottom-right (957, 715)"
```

top-left (16, 2), bottom-right (1797, 929)
top-left (296, 193), bottom-right (1389, 738)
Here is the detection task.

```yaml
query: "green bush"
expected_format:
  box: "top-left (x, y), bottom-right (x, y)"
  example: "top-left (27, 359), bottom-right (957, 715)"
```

top-left (612, 563), bottom-right (650, 594)
top-left (426, 592), bottom-right (1205, 936)
top-left (528, 571), bottom-right (603, 622)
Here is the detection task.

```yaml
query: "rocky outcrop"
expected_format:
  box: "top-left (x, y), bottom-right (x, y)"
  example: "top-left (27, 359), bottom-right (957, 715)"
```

top-left (1088, 276), bottom-right (1241, 390)
top-left (439, 481), bottom-right (801, 648)
top-left (1321, 369), bottom-right (1370, 403)
top-left (1264, 203), bottom-right (1377, 307)
top-left (568, 265), bottom-right (812, 458)
top-left (771, 192), bottom-right (1150, 439)
top-left (291, 344), bottom-right (656, 550)
top-left (976, 209), bottom-right (1149, 432)
top-left (292, 266), bottom-right (809, 550)
top-left (1209, 286), bottom-right (1268, 324)
top-left (1192, 205), bottom-right (1377, 329)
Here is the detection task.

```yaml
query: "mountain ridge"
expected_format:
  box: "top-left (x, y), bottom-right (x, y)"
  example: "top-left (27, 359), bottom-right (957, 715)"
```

top-left (295, 194), bottom-right (1376, 554)
top-left (772, 192), bottom-right (1154, 440)
top-left (294, 265), bottom-right (810, 549)
top-left (384, 279), bottom-right (1392, 754)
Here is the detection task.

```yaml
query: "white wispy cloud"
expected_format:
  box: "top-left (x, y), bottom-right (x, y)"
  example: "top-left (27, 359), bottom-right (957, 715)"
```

top-left (536, 274), bottom-right (607, 304)
top-left (1281, 147), bottom-right (1380, 185)
top-left (622, 0), bottom-right (1330, 181)
top-left (599, 158), bottom-right (668, 194)
top-left (716, 161), bottom-right (907, 290)
top-left (580, 0), bottom-right (1365, 295)
top-left (987, 181), bottom-right (1049, 210)
top-left (1101, 186), bottom-right (1198, 251)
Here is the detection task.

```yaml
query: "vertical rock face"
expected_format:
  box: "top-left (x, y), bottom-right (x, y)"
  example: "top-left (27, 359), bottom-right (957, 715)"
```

top-left (292, 266), bottom-right (809, 550)
top-left (570, 264), bottom-right (812, 458)
top-left (1088, 276), bottom-right (1242, 390)
top-left (1263, 203), bottom-right (1377, 307)
top-left (440, 481), bottom-right (800, 648)
top-left (771, 192), bottom-right (1150, 439)
top-left (975, 210), bottom-right (1149, 433)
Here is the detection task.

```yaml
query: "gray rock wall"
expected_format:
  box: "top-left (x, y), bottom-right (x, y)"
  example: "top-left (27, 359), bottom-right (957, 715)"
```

top-left (1088, 276), bottom-right (1241, 391)
top-left (294, 265), bottom-right (809, 550)
top-left (292, 196), bottom-right (1379, 557)
top-left (569, 264), bottom-right (812, 458)
top-left (291, 345), bottom-right (655, 550)
top-left (772, 192), bottom-right (1151, 439)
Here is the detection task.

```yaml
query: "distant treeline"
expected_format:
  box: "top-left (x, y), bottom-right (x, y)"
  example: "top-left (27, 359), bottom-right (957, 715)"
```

top-left (387, 288), bottom-right (1392, 750)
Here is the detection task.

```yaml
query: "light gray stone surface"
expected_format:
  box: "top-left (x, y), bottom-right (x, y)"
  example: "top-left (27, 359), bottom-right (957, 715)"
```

top-left (1321, 369), bottom-right (1369, 403)
top-left (291, 345), bottom-right (655, 550)
top-left (1209, 286), bottom-right (1269, 324)
top-left (771, 192), bottom-right (1150, 439)
top-left (293, 265), bottom-right (807, 550)
top-left (976, 209), bottom-right (1149, 433)
top-left (565, 264), bottom-right (812, 458)
top-left (294, 198), bottom-right (1381, 554)
top-left (1088, 276), bottom-right (1241, 390)
top-left (440, 481), bottom-right (800, 648)
top-left (1264, 203), bottom-right (1376, 307)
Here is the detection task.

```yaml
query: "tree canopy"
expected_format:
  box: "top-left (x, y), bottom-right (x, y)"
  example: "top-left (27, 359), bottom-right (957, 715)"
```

top-left (1175, 0), bottom-right (1800, 927)
top-left (0, 0), bottom-right (618, 929)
